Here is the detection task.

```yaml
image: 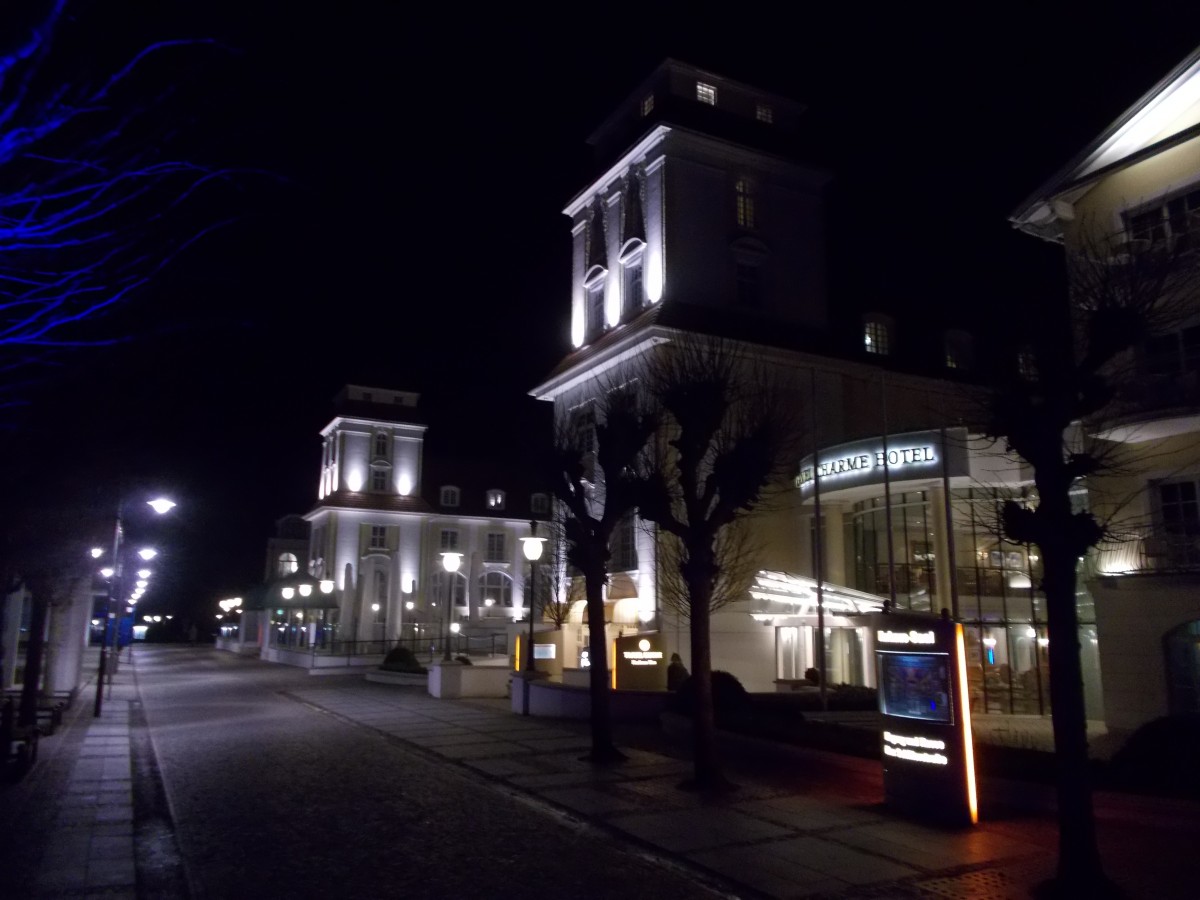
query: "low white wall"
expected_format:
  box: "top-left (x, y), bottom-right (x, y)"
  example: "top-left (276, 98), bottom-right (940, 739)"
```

top-left (521, 680), bottom-right (670, 721)
top-left (429, 662), bottom-right (510, 699)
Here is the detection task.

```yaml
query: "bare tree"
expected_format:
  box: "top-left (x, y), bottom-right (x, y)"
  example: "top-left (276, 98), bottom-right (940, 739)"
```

top-left (637, 335), bottom-right (800, 791)
top-left (552, 382), bottom-right (657, 765)
top-left (538, 510), bottom-right (572, 629)
top-left (988, 229), bottom-right (1196, 894)
top-left (655, 516), bottom-right (762, 621)
top-left (0, 1), bottom-right (236, 408)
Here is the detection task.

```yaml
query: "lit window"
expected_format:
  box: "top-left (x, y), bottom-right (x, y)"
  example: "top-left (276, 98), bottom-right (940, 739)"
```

top-left (588, 284), bottom-right (605, 336)
top-left (756, 103), bottom-right (773, 124)
top-left (531, 493), bottom-right (550, 515)
top-left (374, 571), bottom-right (388, 622)
top-left (610, 514), bottom-right (638, 571)
top-left (371, 467), bottom-right (387, 492)
top-left (735, 178), bottom-right (756, 229)
top-left (369, 526), bottom-right (387, 550)
top-left (864, 319), bottom-right (891, 356)
top-left (440, 529), bottom-right (459, 551)
top-left (487, 489), bottom-right (505, 510)
top-left (624, 259), bottom-right (644, 312)
top-left (696, 82), bottom-right (716, 105)
top-left (277, 553), bottom-right (298, 576)
top-left (641, 94), bottom-right (654, 116)
top-left (479, 571), bottom-right (513, 607)
top-left (440, 486), bottom-right (460, 507)
top-left (486, 532), bottom-right (507, 562)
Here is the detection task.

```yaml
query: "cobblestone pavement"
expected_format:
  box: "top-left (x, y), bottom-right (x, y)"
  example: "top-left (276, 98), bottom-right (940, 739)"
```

top-left (5, 646), bottom-right (1199, 899)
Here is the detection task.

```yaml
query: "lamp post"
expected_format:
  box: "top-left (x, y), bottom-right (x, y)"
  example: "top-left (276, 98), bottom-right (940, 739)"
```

top-left (519, 523), bottom-right (546, 716)
top-left (440, 552), bottom-right (462, 662)
top-left (94, 496), bottom-right (175, 717)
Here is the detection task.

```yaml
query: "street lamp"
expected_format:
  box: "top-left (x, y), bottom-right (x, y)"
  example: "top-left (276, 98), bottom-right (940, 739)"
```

top-left (519, 522), bottom-right (546, 716)
top-left (94, 496), bottom-right (175, 717)
top-left (440, 552), bottom-right (462, 662)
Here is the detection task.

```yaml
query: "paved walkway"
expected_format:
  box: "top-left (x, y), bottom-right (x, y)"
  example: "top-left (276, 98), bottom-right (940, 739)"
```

top-left (2, 648), bottom-right (139, 898)
top-left (6, 648), bottom-right (1199, 898)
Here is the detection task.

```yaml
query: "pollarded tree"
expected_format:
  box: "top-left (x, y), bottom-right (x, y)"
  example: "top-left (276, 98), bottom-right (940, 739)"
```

top-left (637, 335), bottom-right (799, 791)
top-left (988, 230), bottom-right (1195, 896)
top-left (552, 383), bottom-right (657, 765)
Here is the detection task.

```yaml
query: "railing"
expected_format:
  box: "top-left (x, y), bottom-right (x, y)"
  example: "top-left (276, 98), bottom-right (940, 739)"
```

top-left (1095, 525), bottom-right (1200, 575)
top-left (267, 632), bottom-right (508, 666)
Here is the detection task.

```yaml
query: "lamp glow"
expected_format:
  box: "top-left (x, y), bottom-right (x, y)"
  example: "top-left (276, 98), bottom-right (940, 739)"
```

top-left (90, 547), bottom-right (103, 559)
top-left (406, 601), bottom-right (414, 610)
top-left (138, 548), bottom-right (157, 561)
top-left (450, 622), bottom-right (461, 634)
top-left (319, 580), bottom-right (334, 594)
top-left (100, 567), bottom-right (114, 578)
top-left (137, 569), bottom-right (151, 579)
top-left (298, 583), bottom-right (312, 597)
top-left (281, 587), bottom-right (295, 600)
top-left (147, 498), bottom-right (176, 515)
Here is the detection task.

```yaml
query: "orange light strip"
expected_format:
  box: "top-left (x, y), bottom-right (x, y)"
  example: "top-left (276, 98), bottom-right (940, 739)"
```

top-left (514, 636), bottom-right (521, 672)
top-left (611, 640), bottom-right (617, 690)
top-left (955, 623), bottom-right (979, 824)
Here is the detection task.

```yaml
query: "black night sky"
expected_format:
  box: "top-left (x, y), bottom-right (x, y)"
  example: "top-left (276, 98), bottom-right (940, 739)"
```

top-left (3, 1), bottom-right (1199, 622)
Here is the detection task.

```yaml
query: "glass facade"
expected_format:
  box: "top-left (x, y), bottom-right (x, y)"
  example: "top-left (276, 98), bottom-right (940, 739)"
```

top-left (846, 487), bottom-right (1103, 719)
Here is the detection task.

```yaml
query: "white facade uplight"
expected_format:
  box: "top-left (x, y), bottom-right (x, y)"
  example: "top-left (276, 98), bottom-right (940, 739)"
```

top-left (398, 473), bottom-right (412, 496)
top-left (90, 547), bottom-right (104, 559)
top-left (570, 303), bottom-right (585, 348)
top-left (319, 580), bottom-right (334, 594)
top-left (136, 579), bottom-right (148, 589)
top-left (138, 548), bottom-right (157, 561)
top-left (137, 569), bottom-right (151, 579)
top-left (153, 615), bottom-right (163, 622)
top-left (144, 615), bottom-right (153, 623)
top-left (147, 498), bottom-right (176, 515)
top-left (100, 567), bottom-right (115, 578)
top-left (281, 587), bottom-right (295, 600)
top-left (298, 583), bottom-right (312, 597)
top-left (346, 469), bottom-right (363, 492)
top-left (646, 249), bottom-right (663, 303)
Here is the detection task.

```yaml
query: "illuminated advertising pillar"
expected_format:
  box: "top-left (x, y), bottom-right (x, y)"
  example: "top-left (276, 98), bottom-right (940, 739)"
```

top-left (873, 611), bottom-right (977, 826)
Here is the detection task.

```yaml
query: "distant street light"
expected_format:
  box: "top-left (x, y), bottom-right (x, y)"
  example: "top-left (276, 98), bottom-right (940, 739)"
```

top-left (519, 522), bottom-right (546, 717)
top-left (90, 547), bottom-right (104, 559)
top-left (137, 548), bottom-right (157, 561)
top-left (95, 496), bottom-right (176, 717)
top-left (440, 552), bottom-right (462, 662)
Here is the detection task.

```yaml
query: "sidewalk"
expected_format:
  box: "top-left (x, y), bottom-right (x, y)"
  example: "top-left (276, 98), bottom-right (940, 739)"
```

top-left (289, 678), bottom-right (1200, 899)
top-left (1, 647), bottom-right (139, 898)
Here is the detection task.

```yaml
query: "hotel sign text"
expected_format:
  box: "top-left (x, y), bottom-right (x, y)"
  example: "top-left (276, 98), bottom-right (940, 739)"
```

top-left (797, 428), bottom-right (969, 497)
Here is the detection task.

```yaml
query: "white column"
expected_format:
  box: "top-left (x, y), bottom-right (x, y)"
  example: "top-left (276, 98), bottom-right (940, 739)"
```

top-left (930, 484), bottom-right (953, 616)
top-left (823, 502), bottom-right (847, 587)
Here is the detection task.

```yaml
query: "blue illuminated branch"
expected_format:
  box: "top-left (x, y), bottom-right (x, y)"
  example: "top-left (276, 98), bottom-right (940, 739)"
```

top-left (0, 1), bottom-right (239, 380)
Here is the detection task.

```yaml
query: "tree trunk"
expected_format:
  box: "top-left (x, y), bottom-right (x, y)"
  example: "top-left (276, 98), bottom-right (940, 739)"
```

top-left (1041, 523), bottom-right (1107, 893)
top-left (583, 568), bottom-right (622, 765)
top-left (684, 550), bottom-right (731, 791)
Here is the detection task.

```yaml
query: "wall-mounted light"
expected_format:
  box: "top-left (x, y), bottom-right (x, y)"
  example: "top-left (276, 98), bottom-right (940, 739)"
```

top-left (319, 580), bottom-right (334, 594)
top-left (281, 587), bottom-right (295, 600)
top-left (298, 584), bottom-right (312, 597)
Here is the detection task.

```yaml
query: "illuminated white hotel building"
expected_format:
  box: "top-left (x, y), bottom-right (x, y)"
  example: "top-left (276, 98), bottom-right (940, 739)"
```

top-left (298, 385), bottom-right (549, 647)
top-left (529, 56), bottom-right (1200, 737)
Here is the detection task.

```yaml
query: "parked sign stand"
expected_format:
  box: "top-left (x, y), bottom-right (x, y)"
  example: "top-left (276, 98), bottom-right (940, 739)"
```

top-left (873, 610), bottom-right (977, 826)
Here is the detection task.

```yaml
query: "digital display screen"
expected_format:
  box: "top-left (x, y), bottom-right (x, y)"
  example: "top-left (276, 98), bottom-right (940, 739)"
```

top-left (879, 652), bottom-right (952, 724)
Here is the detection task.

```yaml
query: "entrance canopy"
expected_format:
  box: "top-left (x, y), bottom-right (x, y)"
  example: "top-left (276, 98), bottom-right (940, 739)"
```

top-left (748, 571), bottom-right (885, 621)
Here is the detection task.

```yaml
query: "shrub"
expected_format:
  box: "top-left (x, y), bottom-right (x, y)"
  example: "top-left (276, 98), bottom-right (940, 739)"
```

top-left (804, 667), bottom-right (820, 685)
top-left (667, 670), bottom-right (752, 725)
top-left (380, 645), bottom-right (426, 674)
top-left (455, 655), bottom-right (473, 665)
top-left (1108, 715), bottom-right (1200, 800)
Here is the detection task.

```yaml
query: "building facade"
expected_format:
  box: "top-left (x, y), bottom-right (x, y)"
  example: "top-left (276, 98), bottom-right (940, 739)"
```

top-left (1011, 45), bottom-right (1200, 732)
top-left (300, 385), bottom-right (549, 650)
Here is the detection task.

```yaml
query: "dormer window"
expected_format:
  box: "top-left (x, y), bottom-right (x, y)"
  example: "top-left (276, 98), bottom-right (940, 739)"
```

top-left (531, 493), bottom-right (550, 515)
top-left (440, 485), bottom-right (460, 508)
top-left (1017, 345), bottom-right (1038, 382)
top-left (696, 82), bottom-right (716, 106)
top-left (756, 103), bottom-right (773, 124)
top-left (864, 316), bottom-right (892, 356)
top-left (641, 94), bottom-right (654, 116)
top-left (487, 489), bottom-right (506, 510)
top-left (373, 432), bottom-right (389, 458)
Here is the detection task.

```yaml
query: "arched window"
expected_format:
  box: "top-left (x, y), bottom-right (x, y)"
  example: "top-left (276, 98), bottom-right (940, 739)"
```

top-left (373, 432), bottom-right (389, 459)
top-left (277, 552), bottom-right (298, 576)
top-left (735, 178), bottom-right (756, 230)
top-left (440, 485), bottom-right (460, 507)
top-left (430, 571), bottom-right (467, 608)
top-left (479, 571), bottom-right (513, 608)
